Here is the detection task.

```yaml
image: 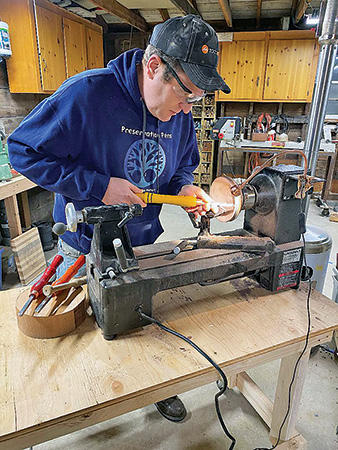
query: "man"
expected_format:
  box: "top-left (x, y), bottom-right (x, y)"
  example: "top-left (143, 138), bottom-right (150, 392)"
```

top-left (8, 14), bottom-right (230, 422)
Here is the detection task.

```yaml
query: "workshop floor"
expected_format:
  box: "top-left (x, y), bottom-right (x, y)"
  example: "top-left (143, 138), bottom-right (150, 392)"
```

top-left (6, 200), bottom-right (337, 450)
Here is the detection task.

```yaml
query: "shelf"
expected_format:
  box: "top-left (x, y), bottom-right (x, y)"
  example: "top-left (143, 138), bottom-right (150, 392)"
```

top-left (192, 95), bottom-right (216, 189)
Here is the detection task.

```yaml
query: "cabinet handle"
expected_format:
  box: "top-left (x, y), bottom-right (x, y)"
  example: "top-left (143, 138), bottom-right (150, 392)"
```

top-left (256, 76), bottom-right (260, 87)
top-left (42, 58), bottom-right (47, 72)
top-left (266, 77), bottom-right (270, 87)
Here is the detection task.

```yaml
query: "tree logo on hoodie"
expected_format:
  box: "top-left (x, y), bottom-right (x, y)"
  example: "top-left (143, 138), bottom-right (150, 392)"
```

top-left (125, 139), bottom-right (166, 188)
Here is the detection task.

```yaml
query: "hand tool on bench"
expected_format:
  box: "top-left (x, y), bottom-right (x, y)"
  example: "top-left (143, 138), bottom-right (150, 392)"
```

top-left (173, 235), bottom-right (275, 255)
top-left (42, 275), bottom-right (86, 296)
top-left (18, 254), bottom-right (63, 316)
top-left (34, 254), bottom-right (85, 314)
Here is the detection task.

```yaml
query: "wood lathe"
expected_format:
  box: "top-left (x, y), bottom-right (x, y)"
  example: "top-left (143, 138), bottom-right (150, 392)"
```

top-left (54, 163), bottom-right (316, 340)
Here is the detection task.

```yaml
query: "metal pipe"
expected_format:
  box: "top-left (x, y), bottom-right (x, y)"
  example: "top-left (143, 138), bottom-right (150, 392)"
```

top-left (305, 45), bottom-right (337, 174)
top-left (304, 0), bottom-right (338, 215)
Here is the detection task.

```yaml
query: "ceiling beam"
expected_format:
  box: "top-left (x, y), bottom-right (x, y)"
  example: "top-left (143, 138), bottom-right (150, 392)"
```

top-left (217, 0), bottom-right (233, 28)
top-left (295, 0), bottom-right (310, 24)
top-left (187, 0), bottom-right (201, 15)
top-left (90, 0), bottom-right (149, 32)
top-left (256, 0), bottom-right (263, 28)
top-left (169, 0), bottom-right (199, 16)
top-left (159, 9), bottom-right (170, 21)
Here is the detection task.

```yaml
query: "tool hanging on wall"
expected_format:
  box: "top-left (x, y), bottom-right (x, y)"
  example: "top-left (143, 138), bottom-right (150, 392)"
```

top-left (256, 112), bottom-right (272, 133)
top-left (18, 254), bottom-right (63, 316)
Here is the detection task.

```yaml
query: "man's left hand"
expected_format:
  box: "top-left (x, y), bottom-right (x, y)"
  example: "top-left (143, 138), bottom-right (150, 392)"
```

top-left (178, 185), bottom-right (218, 217)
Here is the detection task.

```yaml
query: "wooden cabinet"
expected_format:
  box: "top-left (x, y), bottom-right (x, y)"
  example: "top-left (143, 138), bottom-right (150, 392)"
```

top-left (35, 5), bottom-right (67, 91)
top-left (1, 0), bottom-right (104, 94)
top-left (219, 33), bottom-right (267, 101)
top-left (86, 28), bottom-right (104, 70)
top-left (264, 39), bottom-right (316, 101)
top-left (218, 31), bottom-right (319, 103)
top-left (63, 18), bottom-right (87, 78)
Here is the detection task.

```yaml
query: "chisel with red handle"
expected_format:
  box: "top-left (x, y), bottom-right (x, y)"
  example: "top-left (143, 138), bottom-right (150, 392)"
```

top-left (18, 254), bottom-right (64, 316)
top-left (34, 254), bottom-right (86, 314)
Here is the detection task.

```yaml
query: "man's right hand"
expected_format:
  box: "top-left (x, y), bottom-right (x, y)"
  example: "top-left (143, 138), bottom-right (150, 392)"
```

top-left (102, 178), bottom-right (147, 207)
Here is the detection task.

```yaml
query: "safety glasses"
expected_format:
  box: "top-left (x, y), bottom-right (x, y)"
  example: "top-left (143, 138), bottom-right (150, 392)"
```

top-left (164, 61), bottom-right (206, 104)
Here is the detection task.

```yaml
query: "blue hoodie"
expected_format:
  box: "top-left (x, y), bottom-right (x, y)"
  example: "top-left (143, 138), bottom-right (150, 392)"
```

top-left (8, 49), bottom-right (199, 253)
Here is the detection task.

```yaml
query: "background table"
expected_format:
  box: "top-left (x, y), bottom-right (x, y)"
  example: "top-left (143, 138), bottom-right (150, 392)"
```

top-left (217, 146), bottom-right (337, 201)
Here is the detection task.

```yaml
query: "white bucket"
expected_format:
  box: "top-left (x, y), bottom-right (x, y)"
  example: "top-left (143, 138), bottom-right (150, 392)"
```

top-left (303, 225), bottom-right (332, 293)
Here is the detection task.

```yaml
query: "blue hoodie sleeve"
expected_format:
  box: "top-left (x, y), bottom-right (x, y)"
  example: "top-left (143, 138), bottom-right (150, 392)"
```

top-left (8, 92), bottom-right (110, 202)
top-left (167, 115), bottom-right (200, 195)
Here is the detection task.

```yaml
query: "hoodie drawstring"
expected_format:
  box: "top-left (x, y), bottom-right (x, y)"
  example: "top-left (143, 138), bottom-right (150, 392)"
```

top-left (141, 98), bottom-right (161, 193)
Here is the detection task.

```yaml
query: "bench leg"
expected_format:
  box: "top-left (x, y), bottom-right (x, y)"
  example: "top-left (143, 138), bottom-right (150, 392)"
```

top-left (270, 349), bottom-right (310, 445)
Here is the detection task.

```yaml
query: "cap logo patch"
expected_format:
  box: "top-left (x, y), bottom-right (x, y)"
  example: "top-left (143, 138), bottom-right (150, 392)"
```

top-left (201, 44), bottom-right (209, 54)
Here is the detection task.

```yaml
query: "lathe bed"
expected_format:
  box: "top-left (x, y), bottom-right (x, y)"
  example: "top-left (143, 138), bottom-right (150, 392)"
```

top-left (87, 235), bottom-right (303, 339)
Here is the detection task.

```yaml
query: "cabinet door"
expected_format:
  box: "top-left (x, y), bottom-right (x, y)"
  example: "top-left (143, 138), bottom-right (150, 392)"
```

top-left (86, 28), bottom-right (104, 70)
top-left (35, 5), bottom-right (67, 91)
top-left (218, 40), bottom-right (266, 101)
top-left (63, 18), bottom-right (87, 78)
top-left (264, 39), bottom-right (316, 101)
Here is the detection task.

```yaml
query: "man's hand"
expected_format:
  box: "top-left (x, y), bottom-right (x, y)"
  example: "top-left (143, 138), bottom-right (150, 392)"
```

top-left (102, 177), bottom-right (147, 207)
top-left (178, 184), bottom-right (217, 217)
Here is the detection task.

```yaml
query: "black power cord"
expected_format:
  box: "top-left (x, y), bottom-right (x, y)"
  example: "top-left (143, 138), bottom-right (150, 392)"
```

top-left (254, 208), bottom-right (312, 450)
top-left (137, 307), bottom-right (236, 450)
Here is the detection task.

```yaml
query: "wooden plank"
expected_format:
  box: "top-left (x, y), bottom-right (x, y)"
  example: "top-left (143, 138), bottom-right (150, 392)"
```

top-left (275, 434), bottom-right (307, 449)
top-left (17, 192), bottom-right (31, 230)
top-left (90, 0), bottom-right (149, 32)
top-left (169, 0), bottom-right (199, 15)
top-left (270, 350), bottom-right (310, 443)
top-left (236, 371), bottom-right (273, 426)
top-left (35, 0), bottom-right (102, 31)
top-left (295, 0), bottom-right (309, 24)
top-left (222, 332), bottom-right (332, 378)
top-left (10, 228), bottom-right (46, 285)
top-left (217, 0), bottom-right (233, 27)
top-left (256, 0), bottom-right (263, 27)
top-left (268, 30), bottom-right (316, 40)
top-left (4, 196), bottom-right (21, 238)
top-left (322, 151), bottom-right (337, 201)
top-left (0, 176), bottom-right (36, 200)
top-left (159, 8), bottom-right (170, 21)
top-left (330, 211), bottom-right (338, 222)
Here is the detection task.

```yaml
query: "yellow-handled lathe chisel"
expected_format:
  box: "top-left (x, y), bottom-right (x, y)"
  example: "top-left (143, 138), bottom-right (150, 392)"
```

top-left (135, 192), bottom-right (203, 208)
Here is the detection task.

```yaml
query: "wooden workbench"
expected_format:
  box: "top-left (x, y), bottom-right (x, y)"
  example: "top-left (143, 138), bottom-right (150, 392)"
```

top-left (1, 279), bottom-right (337, 449)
